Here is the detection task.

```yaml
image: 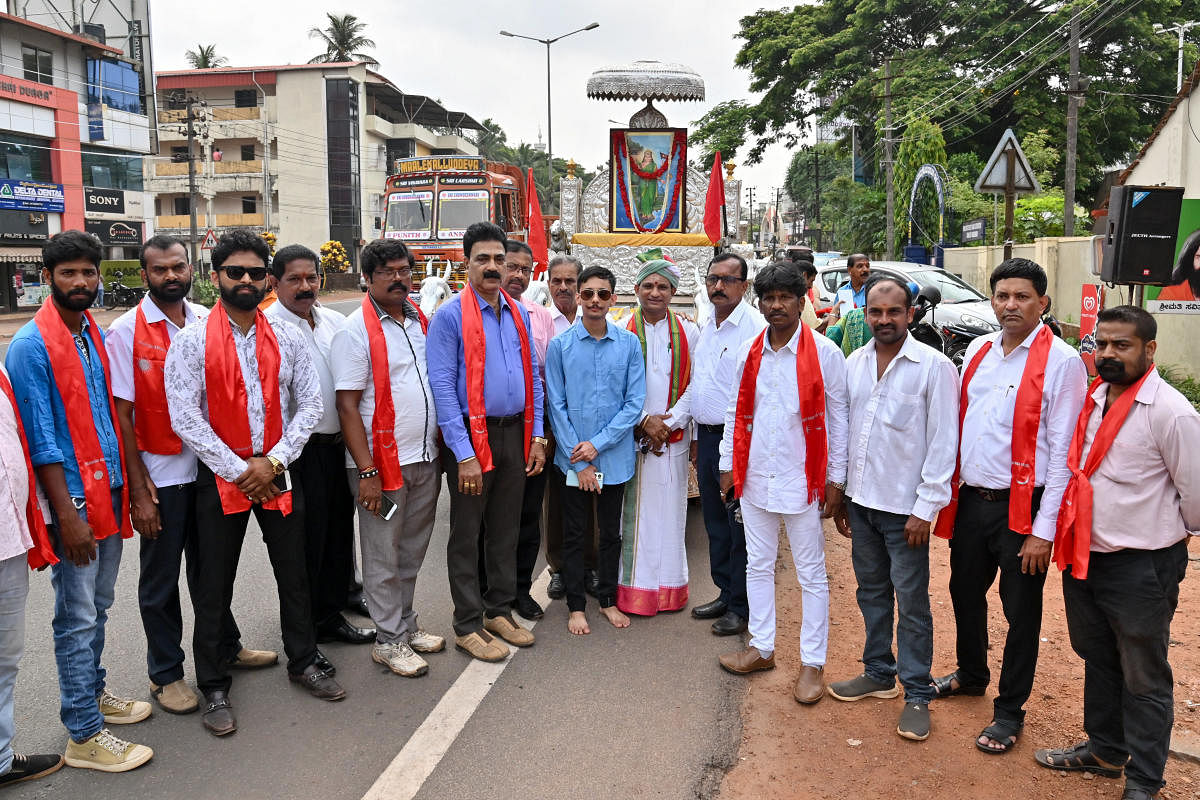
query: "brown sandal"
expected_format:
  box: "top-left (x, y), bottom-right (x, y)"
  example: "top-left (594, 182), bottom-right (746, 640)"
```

top-left (1034, 742), bottom-right (1125, 778)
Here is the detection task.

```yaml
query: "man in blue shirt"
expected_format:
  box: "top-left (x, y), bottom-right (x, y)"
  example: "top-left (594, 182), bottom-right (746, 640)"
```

top-left (545, 265), bottom-right (646, 635)
top-left (831, 253), bottom-right (871, 321)
top-left (426, 222), bottom-right (547, 662)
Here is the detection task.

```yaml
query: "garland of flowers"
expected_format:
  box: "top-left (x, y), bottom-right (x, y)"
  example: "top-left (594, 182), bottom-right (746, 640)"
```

top-left (612, 131), bottom-right (686, 234)
top-left (260, 231), bottom-right (277, 256)
top-left (319, 240), bottom-right (350, 273)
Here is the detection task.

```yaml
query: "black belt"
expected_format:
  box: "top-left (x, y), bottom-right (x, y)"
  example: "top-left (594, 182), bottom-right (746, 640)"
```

top-left (464, 413), bottom-right (524, 427)
top-left (964, 484), bottom-right (1044, 502)
top-left (309, 432), bottom-right (344, 445)
top-left (697, 423), bottom-right (725, 434)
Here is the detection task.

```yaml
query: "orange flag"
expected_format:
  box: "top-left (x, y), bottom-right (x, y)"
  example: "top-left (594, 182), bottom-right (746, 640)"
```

top-left (526, 169), bottom-right (549, 277)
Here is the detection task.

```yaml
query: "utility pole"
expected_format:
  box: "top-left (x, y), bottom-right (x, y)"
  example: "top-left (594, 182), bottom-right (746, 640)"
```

top-left (883, 58), bottom-right (895, 260)
top-left (1064, 15), bottom-right (1080, 237)
top-left (1155, 21), bottom-right (1200, 91)
top-left (813, 115), bottom-right (822, 249)
top-left (186, 98), bottom-right (200, 268)
top-left (746, 185), bottom-right (756, 247)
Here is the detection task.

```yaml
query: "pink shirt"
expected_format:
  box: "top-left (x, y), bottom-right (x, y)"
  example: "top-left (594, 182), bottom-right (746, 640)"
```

top-left (1081, 368), bottom-right (1200, 552)
top-left (0, 365), bottom-right (34, 562)
top-left (521, 297), bottom-right (554, 382)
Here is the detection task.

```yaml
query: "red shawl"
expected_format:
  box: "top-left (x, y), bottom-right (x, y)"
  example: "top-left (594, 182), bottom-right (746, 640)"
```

top-left (0, 369), bottom-right (56, 568)
top-left (363, 294), bottom-right (428, 491)
top-left (133, 304), bottom-right (182, 455)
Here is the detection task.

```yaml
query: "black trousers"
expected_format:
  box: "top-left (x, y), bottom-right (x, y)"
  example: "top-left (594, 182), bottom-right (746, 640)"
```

top-left (1063, 540), bottom-right (1188, 794)
top-left (444, 419), bottom-right (526, 636)
top-left (479, 460), bottom-right (547, 600)
top-left (947, 486), bottom-right (1046, 725)
top-left (562, 481), bottom-right (625, 612)
top-left (695, 425), bottom-right (748, 618)
top-left (192, 463), bottom-right (317, 694)
top-left (293, 436), bottom-right (356, 629)
top-left (138, 482), bottom-right (241, 686)
top-left (544, 433), bottom-right (598, 573)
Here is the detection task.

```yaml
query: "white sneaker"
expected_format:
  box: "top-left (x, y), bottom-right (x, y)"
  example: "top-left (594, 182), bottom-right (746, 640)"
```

top-left (64, 729), bottom-right (153, 772)
top-left (98, 690), bottom-right (151, 724)
top-left (409, 629), bottom-right (445, 653)
top-left (372, 642), bottom-right (428, 677)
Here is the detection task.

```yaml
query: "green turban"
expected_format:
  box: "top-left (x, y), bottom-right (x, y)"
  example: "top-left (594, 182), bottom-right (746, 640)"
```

top-left (635, 258), bottom-right (680, 288)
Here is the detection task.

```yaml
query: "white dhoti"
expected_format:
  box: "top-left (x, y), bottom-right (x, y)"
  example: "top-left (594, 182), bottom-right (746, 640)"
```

top-left (617, 437), bottom-right (690, 615)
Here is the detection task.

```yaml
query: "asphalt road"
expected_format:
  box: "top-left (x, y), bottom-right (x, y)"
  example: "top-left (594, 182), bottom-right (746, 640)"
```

top-left (3, 298), bottom-right (745, 800)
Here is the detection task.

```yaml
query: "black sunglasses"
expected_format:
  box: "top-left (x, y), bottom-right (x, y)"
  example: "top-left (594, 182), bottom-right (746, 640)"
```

top-left (220, 265), bottom-right (269, 281)
top-left (580, 288), bottom-right (612, 301)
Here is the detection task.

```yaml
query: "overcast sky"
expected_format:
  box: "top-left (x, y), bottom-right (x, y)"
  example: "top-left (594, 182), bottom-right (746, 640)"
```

top-left (149, 0), bottom-right (798, 205)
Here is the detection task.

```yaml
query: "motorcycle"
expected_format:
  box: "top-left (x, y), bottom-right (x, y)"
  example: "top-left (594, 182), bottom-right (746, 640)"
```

top-left (105, 270), bottom-right (145, 310)
top-left (909, 284), bottom-right (946, 353)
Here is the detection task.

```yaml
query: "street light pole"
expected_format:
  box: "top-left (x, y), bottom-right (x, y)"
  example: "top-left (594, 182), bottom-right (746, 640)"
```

top-left (1155, 21), bottom-right (1200, 92)
top-left (500, 22), bottom-right (599, 213)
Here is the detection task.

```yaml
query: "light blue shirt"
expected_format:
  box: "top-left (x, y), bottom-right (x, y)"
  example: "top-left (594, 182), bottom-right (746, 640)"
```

top-left (545, 320), bottom-right (646, 484)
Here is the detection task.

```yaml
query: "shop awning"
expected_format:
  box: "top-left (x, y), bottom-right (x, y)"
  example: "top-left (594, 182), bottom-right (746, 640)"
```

top-left (0, 247), bottom-right (43, 263)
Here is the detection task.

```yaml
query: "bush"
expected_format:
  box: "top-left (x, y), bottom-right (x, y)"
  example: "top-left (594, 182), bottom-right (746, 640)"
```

top-left (190, 277), bottom-right (219, 307)
top-left (1159, 365), bottom-right (1200, 412)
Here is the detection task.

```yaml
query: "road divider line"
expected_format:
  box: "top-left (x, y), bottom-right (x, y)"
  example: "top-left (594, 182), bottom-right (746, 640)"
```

top-left (361, 568), bottom-right (551, 800)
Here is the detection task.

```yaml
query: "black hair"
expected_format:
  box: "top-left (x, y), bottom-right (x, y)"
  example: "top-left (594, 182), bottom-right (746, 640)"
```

top-left (846, 253), bottom-right (869, 269)
top-left (990, 257), bottom-right (1048, 295)
top-left (43, 230), bottom-right (102, 272)
top-left (139, 234), bottom-right (187, 270)
top-left (547, 253), bottom-right (582, 276)
top-left (1097, 304), bottom-right (1157, 342)
top-left (578, 265), bottom-right (616, 292)
top-left (211, 228), bottom-right (270, 271)
top-left (864, 274), bottom-right (913, 308)
top-left (796, 260), bottom-right (818, 278)
top-left (360, 239), bottom-right (413, 279)
top-left (505, 239), bottom-right (533, 259)
top-left (1172, 228), bottom-right (1200, 296)
top-left (462, 221), bottom-right (506, 259)
top-left (709, 252), bottom-right (748, 280)
top-left (271, 244), bottom-right (319, 279)
top-left (754, 261), bottom-right (809, 299)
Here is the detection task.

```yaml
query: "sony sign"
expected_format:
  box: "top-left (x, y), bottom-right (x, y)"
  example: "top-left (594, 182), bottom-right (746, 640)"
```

top-left (84, 187), bottom-right (125, 215)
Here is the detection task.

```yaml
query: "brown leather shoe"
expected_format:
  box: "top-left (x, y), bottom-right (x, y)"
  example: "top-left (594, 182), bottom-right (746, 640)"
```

top-left (719, 646), bottom-right (775, 675)
top-left (226, 647), bottom-right (278, 670)
top-left (483, 614), bottom-right (535, 647)
top-left (454, 630), bottom-right (509, 662)
top-left (793, 665), bottom-right (824, 704)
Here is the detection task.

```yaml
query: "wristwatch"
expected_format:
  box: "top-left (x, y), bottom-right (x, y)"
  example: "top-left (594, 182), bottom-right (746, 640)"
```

top-left (532, 436), bottom-right (548, 446)
top-left (266, 455), bottom-right (285, 475)
top-left (828, 480), bottom-right (846, 492)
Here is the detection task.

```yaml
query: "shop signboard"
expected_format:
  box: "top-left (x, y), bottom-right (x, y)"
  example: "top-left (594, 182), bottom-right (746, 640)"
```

top-left (0, 180), bottom-right (64, 213)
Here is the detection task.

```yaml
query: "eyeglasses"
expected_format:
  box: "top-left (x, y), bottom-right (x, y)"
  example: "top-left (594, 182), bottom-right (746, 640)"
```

top-left (579, 288), bottom-right (612, 301)
top-left (374, 266), bottom-right (412, 279)
top-left (507, 265), bottom-right (533, 276)
top-left (705, 274), bottom-right (745, 286)
top-left (221, 266), bottom-right (269, 281)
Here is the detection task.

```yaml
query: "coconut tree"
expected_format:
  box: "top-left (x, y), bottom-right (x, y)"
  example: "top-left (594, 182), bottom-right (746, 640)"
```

top-left (185, 44), bottom-right (227, 69)
top-left (308, 13), bottom-right (378, 65)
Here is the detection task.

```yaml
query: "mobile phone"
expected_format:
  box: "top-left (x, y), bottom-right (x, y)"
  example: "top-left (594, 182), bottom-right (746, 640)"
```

top-left (272, 469), bottom-right (291, 493)
top-left (565, 470), bottom-right (604, 489)
top-left (376, 494), bottom-right (398, 521)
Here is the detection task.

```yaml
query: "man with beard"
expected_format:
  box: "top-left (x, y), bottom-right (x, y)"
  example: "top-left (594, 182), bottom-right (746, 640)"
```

top-left (827, 276), bottom-right (959, 742)
top-left (265, 245), bottom-right (375, 668)
top-left (165, 229), bottom-right (341, 737)
top-left (106, 235), bottom-right (275, 716)
top-left (1036, 306), bottom-right (1200, 800)
top-left (5, 231), bottom-right (153, 771)
top-left (426, 222), bottom-right (546, 662)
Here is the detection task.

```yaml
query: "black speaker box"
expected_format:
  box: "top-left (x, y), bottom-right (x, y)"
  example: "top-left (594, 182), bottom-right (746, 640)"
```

top-left (1101, 185), bottom-right (1184, 285)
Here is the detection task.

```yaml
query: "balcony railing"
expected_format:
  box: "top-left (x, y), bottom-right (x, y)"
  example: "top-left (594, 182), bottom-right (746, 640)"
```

top-left (155, 213), bottom-right (265, 228)
top-left (158, 107), bottom-right (261, 123)
top-left (154, 160), bottom-right (264, 177)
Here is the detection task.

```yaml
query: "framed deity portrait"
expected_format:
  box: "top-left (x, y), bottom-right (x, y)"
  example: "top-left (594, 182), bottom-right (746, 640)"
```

top-left (608, 128), bottom-right (687, 234)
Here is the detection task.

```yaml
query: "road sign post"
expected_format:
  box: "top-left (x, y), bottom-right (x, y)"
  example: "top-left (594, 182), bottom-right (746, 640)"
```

top-left (975, 129), bottom-right (1041, 261)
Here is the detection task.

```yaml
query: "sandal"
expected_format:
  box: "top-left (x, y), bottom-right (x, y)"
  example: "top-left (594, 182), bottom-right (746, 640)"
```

top-left (931, 670), bottom-right (987, 698)
top-left (975, 719), bottom-right (1023, 754)
top-left (1034, 742), bottom-right (1125, 778)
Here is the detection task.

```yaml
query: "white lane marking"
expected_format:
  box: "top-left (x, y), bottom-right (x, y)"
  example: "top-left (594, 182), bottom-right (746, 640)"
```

top-left (360, 568), bottom-right (551, 800)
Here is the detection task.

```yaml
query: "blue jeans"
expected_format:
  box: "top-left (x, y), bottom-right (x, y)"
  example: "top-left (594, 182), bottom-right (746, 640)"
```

top-left (49, 491), bottom-right (123, 743)
top-left (0, 553), bottom-right (29, 774)
top-left (848, 502), bottom-right (934, 704)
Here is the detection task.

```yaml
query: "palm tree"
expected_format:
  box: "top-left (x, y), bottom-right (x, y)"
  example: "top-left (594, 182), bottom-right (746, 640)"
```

top-left (308, 13), bottom-right (378, 65)
top-left (185, 44), bottom-right (227, 69)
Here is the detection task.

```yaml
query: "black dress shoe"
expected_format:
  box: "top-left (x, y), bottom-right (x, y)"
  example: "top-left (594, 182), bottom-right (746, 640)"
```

top-left (348, 597), bottom-right (372, 619)
top-left (585, 569), bottom-right (600, 598)
top-left (315, 648), bottom-right (336, 676)
top-left (514, 594), bottom-right (544, 620)
top-left (289, 664), bottom-right (346, 701)
top-left (691, 598), bottom-right (728, 619)
top-left (711, 611), bottom-right (748, 636)
top-left (317, 615), bottom-right (376, 644)
top-left (201, 690), bottom-right (236, 736)
top-left (546, 572), bottom-right (565, 599)
top-left (931, 670), bottom-right (987, 698)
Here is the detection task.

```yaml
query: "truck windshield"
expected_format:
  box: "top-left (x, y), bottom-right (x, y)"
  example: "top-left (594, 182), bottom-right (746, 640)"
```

top-left (437, 190), bottom-right (489, 240)
top-left (385, 191), bottom-right (432, 240)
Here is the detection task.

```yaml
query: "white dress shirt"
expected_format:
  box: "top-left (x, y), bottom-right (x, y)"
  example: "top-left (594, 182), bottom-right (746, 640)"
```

top-left (692, 301), bottom-right (767, 426)
top-left (959, 323), bottom-right (1087, 541)
top-left (845, 334), bottom-right (960, 521)
top-left (639, 313), bottom-right (700, 433)
top-left (164, 310), bottom-right (322, 482)
top-left (331, 299), bottom-right (437, 469)
top-left (549, 303), bottom-right (578, 337)
top-left (719, 325), bottom-right (849, 514)
top-left (0, 365), bottom-right (33, 562)
top-left (264, 301), bottom-right (345, 435)
top-left (105, 296), bottom-right (207, 487)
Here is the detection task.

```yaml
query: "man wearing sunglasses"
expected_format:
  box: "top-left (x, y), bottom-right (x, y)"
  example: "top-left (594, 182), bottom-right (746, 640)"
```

top-left (165, 229), bottom-right (343, 737)
top-left (690, 253), bottom-right (765, 637)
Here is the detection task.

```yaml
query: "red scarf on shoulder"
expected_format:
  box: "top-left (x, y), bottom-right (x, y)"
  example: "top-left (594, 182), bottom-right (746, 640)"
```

top-left (364, 294), bottom-right (428, 491)
top-left (133, 303), bottom-right (183, 455)
top-left (934, 324), bottom-right (1054, 539)
top-left (33, 302), bottom-right (130, 540)
top-left (459, 284), bottom-right (534, 472)
top-left (731, 324), bottom-right (827, 505)
top-left (1053, 367), bottom-right (1155, 579)
top-left (203, 307), bottom-right (290, 515)
top-left (0, 369), bottom-right (56, 568)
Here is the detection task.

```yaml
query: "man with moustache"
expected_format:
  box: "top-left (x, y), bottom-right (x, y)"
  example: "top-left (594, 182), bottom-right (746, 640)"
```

top-left (165, 229), bottom-right (342, 737)
top-left (106, 235), bottom-right (275, 716)
top-left (426, 222), bottom-right (546, 662)
top-left (1036, 306), bottom-right (1200, 800)
top-left (265, 245), bottom-right (375, 666)
top-left (830, 253), bottom-right (871, 321)
top-left (690, 253), bottom-right (765, 636)
top-left (5, 230), bottom-right (153, 771)
top-left (333, 238), bottom-right (444, 678)
top-left (932, 258), bottom-right (1086, 755)
top-left (827, 276), bottom-right (959, 742)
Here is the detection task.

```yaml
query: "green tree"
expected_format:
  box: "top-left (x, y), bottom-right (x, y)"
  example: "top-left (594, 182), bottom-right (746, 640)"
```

top-left (308, 13), bottom-right (378, 65)
top-left (784, 141), bottom-right (851, 223)
top-left (185, 45), bottom-right (227, 69)
top-left (893, 118), bottom-right (948, 253)
top-left (471, 118), bottom-right (514, 162)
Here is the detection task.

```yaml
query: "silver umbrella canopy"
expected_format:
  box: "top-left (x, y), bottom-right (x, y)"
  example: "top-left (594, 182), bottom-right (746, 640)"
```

top-left (586, 60), bottom-right (705, 128)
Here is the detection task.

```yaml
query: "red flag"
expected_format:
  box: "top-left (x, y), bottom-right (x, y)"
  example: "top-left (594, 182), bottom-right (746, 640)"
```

top-left (526, 169), bottom-right (549, 277)
top-left (704, 151), bottom-right (726, 244)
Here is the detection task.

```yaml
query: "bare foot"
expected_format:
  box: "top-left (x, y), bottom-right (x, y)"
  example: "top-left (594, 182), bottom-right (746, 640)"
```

top-left (599, 606), bottom-right (630, 629)
top-left (568, 611), bottom-right (590, 635)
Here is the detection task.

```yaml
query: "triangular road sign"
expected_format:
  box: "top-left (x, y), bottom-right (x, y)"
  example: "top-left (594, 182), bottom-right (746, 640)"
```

top-left (975, 128), bottom-right (1042, 195)
top-left (200, 229), bottom-right (218, 250)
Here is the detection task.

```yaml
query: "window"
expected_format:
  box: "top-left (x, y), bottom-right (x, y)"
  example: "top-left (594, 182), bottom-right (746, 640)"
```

top-left (173, 197), bottom-right (191, 215)
top-left (234, 89), bottom-right (258, 108)
top-left (81, 148), bottom-right (143, 190)
top-left (171, 146), bottom-right (189, 163)
top-left (86, 59), bottom-right (144, 114)
top-left (326, 78), bottom-right (361, 267)
top-left (0, 134), bottom-right (52, 181)
top-left (241, 196), bottom-right (257, 214)
top-left (240, 144), bottom-right (256, 161)
top-left (22, 45), bottom-right (52, 85)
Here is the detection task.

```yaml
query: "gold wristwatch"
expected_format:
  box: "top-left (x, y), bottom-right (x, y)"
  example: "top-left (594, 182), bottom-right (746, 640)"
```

top-left (532, 436), bottom-right (548, 446)
top-left (266, 455), bottom-right (285, 475)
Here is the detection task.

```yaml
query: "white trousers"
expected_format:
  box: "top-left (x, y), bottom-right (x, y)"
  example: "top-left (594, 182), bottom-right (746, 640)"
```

top-left (742, 499), bottom-right (829, 665)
